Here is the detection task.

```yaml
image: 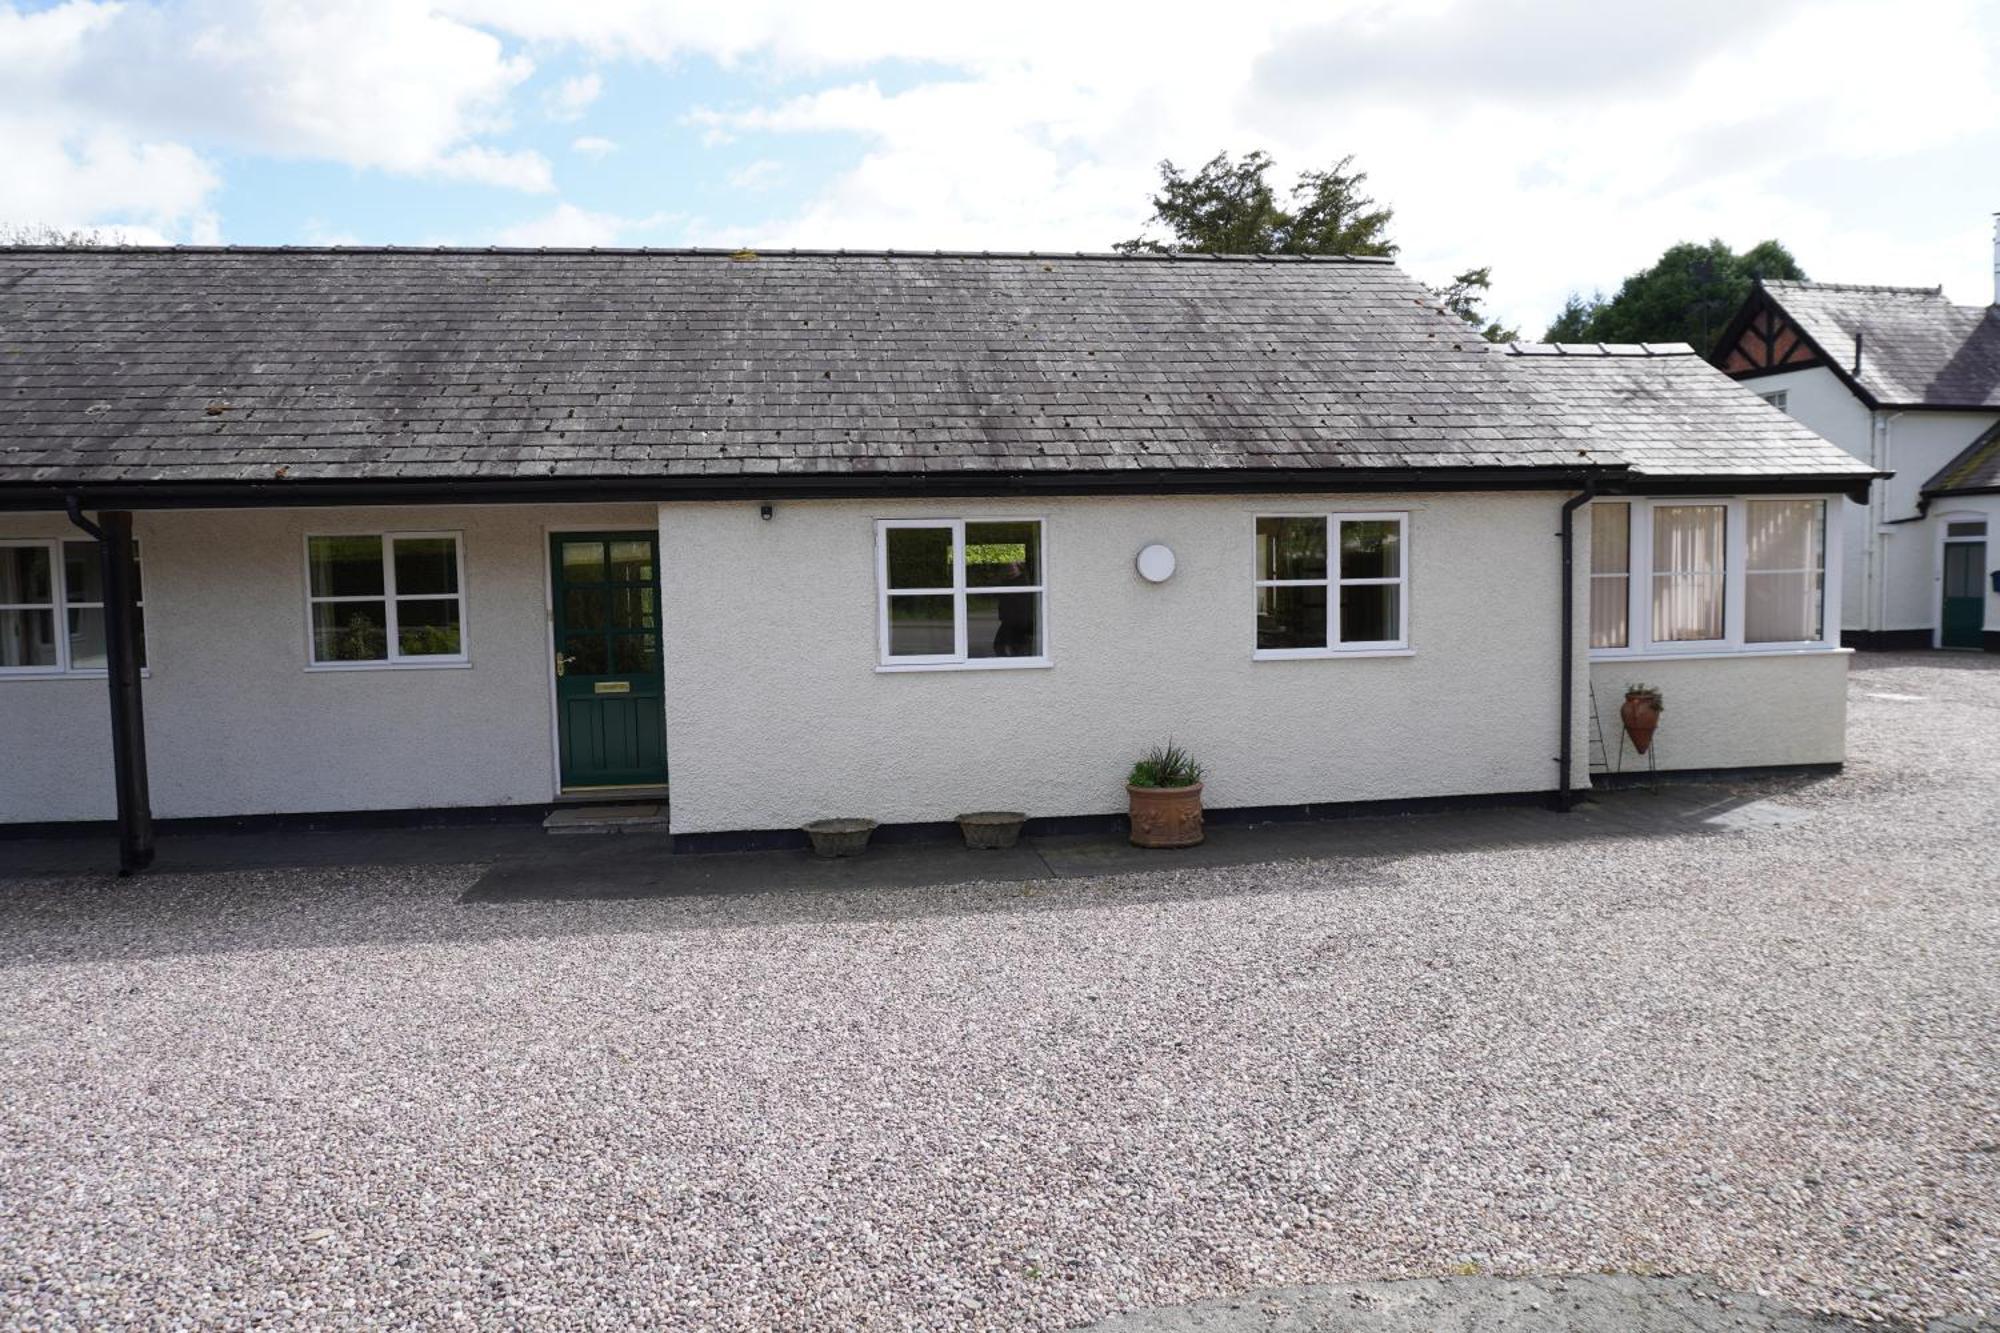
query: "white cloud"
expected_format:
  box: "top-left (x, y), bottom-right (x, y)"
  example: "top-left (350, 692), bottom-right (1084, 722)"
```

top-left (493, 202), bottom-right (684, 247)
top-left (726, 158), bottom-right (782, 190)
top-left (570, 135), bottom-right (617, 159)
top-left (545, 71), bottom-right (601, 122)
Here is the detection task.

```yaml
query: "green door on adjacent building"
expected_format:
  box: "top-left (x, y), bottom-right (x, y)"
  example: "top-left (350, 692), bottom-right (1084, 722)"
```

top-left (550, 532), bottom-right (667, 789)
top-left (1941, 534), bottom-right (1987, 650)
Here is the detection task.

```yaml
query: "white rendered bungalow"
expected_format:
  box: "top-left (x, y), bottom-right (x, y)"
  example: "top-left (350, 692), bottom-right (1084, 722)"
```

top-left (1714, 222), bottom-right (2000, 651)
top-left (0, 247), bottom-right (1878, 869)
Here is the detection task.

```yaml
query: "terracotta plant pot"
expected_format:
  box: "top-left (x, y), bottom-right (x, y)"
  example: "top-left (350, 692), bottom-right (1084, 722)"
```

top-left (956, 811), bottom-right (1027, 850)
top-left (1127, 782), bottom-right (1204, 849)
top-left (1620, 694), bottom-right (1662, 754)
top-left (802, 818), bottom-right (877, 858)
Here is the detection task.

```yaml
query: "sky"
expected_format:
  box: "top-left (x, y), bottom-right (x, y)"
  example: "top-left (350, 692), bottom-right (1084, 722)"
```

top-left (2, 0), bottom-right (1997, 335)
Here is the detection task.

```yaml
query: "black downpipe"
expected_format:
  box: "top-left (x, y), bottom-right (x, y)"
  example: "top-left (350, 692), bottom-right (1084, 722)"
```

top-left (64, 498), bottom-right (155, 873)
top-left (1553, 483), bottom-right (1598, 811)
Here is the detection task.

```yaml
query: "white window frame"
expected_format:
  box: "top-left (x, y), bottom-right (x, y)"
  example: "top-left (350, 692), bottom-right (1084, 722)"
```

top-left (0, 537), bottom-right (147, 679)
top-left (875, 517), bottom-right (1051, 672)
top-left (1758, 389), bottom-right (1789, 413)
top-left (303, 530), bottom-right (471, 671)
top-left (1252, 511), bottom-right (1411, 660)
top-left (1588, 496), bottom-right (1843, 661)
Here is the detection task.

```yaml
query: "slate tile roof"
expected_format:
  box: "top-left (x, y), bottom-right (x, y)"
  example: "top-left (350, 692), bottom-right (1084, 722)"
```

top-left (0, 247), bottom-right (1871, 495)
top-left (1923, 417), bottom-right (2000, 496)
top-left (1505, 342), bottom-right (1877, 478)
top-left (1758, 280), bottom-right (2000, 409)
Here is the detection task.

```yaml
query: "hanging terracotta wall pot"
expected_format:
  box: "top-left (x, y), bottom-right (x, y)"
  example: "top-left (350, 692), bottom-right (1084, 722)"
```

top-left (1620, 689), bottom-right (1664, 754)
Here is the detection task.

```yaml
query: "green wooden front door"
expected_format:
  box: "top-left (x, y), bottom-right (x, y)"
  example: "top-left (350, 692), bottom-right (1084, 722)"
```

top-left (1941, 540), bottom-right (1986, 649)
top-left (550, 532), bottom-right (667, 789)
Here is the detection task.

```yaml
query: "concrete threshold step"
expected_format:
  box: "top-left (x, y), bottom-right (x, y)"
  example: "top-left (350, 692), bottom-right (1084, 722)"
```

top-left (543, 803), bottom-right (671, 835)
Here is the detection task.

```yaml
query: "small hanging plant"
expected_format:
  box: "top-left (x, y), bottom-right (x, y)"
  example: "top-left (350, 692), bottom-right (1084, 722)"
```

top-left (1620, 684), bottom-right (1664, 754)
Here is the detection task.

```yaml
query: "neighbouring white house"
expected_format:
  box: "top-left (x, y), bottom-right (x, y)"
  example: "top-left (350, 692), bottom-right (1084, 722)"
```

top-left (1714, 220), bottom-right (2000, 651)
top-left (0, 247), bottom-right (1878, 868)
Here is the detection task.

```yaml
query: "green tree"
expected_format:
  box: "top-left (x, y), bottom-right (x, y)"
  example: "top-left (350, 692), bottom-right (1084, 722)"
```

top-left (1432, 266), bottom-right (1519, 344)
top-left (1116, 150), bottom-right (1397, 257)
top-left (1541, 239), bottom-right (1805, 352)
top-left (0, 223), bottom-right (108, 246)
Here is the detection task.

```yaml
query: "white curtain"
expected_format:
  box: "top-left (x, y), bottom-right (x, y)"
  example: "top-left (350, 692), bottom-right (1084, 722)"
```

top-left (1589, 504), bottom-right (1629, 649)
top-left (1745, 500), bottom-right (1824, 643)
top-left (1651, 504), bottom-right (1726, 642)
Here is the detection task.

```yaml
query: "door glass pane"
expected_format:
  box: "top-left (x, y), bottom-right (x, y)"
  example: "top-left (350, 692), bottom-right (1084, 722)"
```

top-left (611, 634), bottom-right (659, 673)
top-left (1943, 544), bottom-right (1982, 598)
top-left (965, 522), bottom-right (1040, 588)
top-left (1255, 517), bottom-right (1327, 581)
top-left (62, 541), bottom-right (105, 603)
top-left (1946, 521), bottom-right (1987, 538)
top-left (887, 593), bottom-right (955, 655)
top-left (609, 587), bottom-right (657, 630)
top-left (312, 601), bottom-right (388, 661)
top-left (1256, 584), bottom-right (1327, 650)
top-left (561, 540), bottom-right (605, 583)
top-left (0, 608), bottom-right (56, 667)
top-left (1591, 504), bottom-right (1630, 575)
top-left (565, 588), bottom-right (608, 630)
top-left (886, 528), bottom-right (953, 590)
top-left (67, 607), bottom-right (107, 669)
top-left (1340, 520), bottom-right (1401, 580)
top-left (396, 599), bottom-right (462, 656)
top-left (1340, 583), bottom-right (1400, 643)
top-left (309, 536), bottom-right (385, 597)
top-left (392, 537), bottom-right (458, 596)
top-left (607, 540), bottom-right (654, 582)
top-left (0, 546), bottom-right (53, 604)
top-left (564, 635), bottom-right (608, 675)
top-left (968, 592), bottom-right (1040, 658)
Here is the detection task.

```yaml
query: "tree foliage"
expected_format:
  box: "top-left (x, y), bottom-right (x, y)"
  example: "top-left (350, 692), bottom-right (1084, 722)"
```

top-left (1116, 150), bottom-right (1397, 258)
top-left (0, 223), bottom-right (109, 247)
top-left (1431, 266), bottom-right (1518, 344)
top-left (1540, 239), bottom-right (1805, 352)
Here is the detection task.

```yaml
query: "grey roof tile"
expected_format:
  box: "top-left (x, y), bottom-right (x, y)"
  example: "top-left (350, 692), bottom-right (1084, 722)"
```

top-left (1759, 280), bottom-right (2000, 409)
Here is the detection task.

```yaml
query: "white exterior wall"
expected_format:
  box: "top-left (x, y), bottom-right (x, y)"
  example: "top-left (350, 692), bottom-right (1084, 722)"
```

top-left (0, 503), bottom-right (655, 823)
top-left (1589, 653), bottom-right (1848, 771)
top-left (1745, 367), bottom-right (1875, 629)
top-left (658, 491), bottom-right (1592, 835)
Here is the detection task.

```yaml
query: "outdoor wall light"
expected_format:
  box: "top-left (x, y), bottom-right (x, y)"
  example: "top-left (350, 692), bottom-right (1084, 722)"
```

top-left (759, 503), bottom-right (773, 521)
top-left (1135, 543), bottom-right (1176, 583)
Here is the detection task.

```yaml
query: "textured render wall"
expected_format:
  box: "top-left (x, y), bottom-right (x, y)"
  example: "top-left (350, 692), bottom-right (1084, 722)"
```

top-left (0, 502), bottom-right (655, 823)
top-left (659, 491), bottom-right (1587, 835)
top-left (1589, 652), bottom-right (1848, 773)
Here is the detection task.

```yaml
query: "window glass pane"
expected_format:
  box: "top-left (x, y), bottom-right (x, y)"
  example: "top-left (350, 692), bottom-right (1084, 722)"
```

top-left (965, 522), bottom-right (1040, 588)
top-left (1945, 521), bottom-right (1986, 538)
top-left (609, 587), bottom-right (657, 631)
top-left (561, 540), bottom-right (605, 583)
top-left (67, 606), bottom-right (107, 669)
top-left (611, 634), bottom-right (658, 673)
top-left (0, 546), bottom-right (53, 604)
top-left (1255, 517), bottom-right (1327, 581)
top-left (396, 599), bottom-right (462, 656)
top-left (565, 588), bottom-right (608, 631)
top-left (1339, 583), bottom-right (1400, 643)
top-left (607, 540), bottom-right (654, 583)
top-left (312, 601), bottom-right (388, 661)
top-left (564, 635), bottom-right (608, 675)
top-left (1746, 501), bottom-right (1821, 573)
top-left (1590, 504), bottom-right (1629, 575)
top-left (1340, 519), bottom-right (1401, 580)
top-left (62, 541), bottom-right (105, 603)
top-left (1256, 584), bottom-right (1328, 650)
top-left (887, 593), bottom-right (955, 655)
top-left (1651, 505), bottom-right (1726, 642)
top-left (309, 536), bottom-right (384, 597)
top-left (886, 528), bottom-right (954, 590)
top-left (1590, 576), bottom-right (1630, 649)
top-left (968, 592), bottom-right (1041, 658)
top-left (392, 537), bottom-right (458, 596)
top-left (1, 608), bottom-right (56, 667)
top-left (1746, 573), bottom-right (1822, 643)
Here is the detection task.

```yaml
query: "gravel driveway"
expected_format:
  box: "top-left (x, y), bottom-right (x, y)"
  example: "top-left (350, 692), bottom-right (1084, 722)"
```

top-left (1, 652), bottom-right (1995, 1330)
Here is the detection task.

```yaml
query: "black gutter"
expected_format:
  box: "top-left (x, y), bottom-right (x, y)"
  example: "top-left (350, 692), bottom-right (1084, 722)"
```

top-left (1553, 482), bottom-right (1598, 812)
top-left (63, 497), bottom-right (155, 874)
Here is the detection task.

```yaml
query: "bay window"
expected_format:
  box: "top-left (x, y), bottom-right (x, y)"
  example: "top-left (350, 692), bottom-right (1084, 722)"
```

top-left (1254, 512), bottom-right (1408, 656)
top-left (877, 518), bottom-right (1047, 669)
top-left (1588, 497), bottom-right (1836, 657)
top-left (0, 539), bottom-right (145, 676)
top-left (306, 532), bottom-right (468, 667)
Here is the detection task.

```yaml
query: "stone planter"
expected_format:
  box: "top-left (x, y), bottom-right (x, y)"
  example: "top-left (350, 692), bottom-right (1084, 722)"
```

top-left (1127, 782), bottom-right (1204, 849)
top-left (1620, 693), bottom-right (1663, 754)
top-left (803, 818), bottom-right (877, 858)
top-left (956, 811), bottom-right (1027, 850)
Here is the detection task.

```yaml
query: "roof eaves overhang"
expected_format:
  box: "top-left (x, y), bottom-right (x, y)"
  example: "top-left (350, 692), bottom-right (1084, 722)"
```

top-left (1600, 470), bottom-right (1887, 505)
top-left (1, 464), bottom-right (1632, 513)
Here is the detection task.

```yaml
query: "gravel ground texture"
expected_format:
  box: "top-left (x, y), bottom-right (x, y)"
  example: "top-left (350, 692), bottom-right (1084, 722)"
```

top-left (1, 651), bottom-right (1996, 1331)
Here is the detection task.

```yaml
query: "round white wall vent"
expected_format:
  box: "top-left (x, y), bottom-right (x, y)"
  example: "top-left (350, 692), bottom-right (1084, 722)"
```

top-left (1135, 543), bottom-right (1176, 583)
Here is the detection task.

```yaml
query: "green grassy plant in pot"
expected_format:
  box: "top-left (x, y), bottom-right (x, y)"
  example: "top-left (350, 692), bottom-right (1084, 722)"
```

top-left (1127, 740), bottom-right (1204, 849)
